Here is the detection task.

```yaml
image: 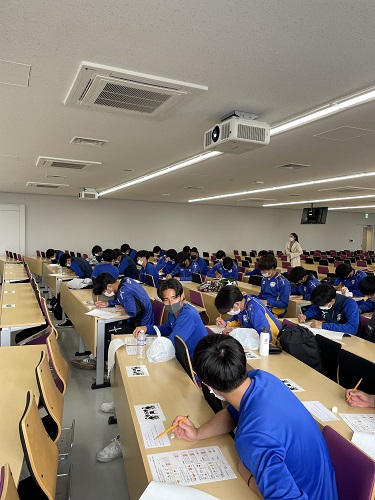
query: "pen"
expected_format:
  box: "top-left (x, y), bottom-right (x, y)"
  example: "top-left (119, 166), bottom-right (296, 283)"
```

top-left (155, 415), bottom-right (189, 439)
top-left (347, 378), bottom-right (363, 401)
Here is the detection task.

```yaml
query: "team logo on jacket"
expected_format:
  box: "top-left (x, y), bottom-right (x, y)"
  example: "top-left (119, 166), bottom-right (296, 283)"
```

top-left (270, 282), bottom-right (276, 287)
top-left (337, 314), bottom-right (342, 321)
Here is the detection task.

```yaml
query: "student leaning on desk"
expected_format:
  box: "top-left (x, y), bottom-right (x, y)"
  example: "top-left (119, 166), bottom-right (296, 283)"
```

top-left (173, 335), bottom-right (338, 500)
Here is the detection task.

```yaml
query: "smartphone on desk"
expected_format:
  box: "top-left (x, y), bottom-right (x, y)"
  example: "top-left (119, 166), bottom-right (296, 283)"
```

top-left (269, 344), bottom-right (282, 354)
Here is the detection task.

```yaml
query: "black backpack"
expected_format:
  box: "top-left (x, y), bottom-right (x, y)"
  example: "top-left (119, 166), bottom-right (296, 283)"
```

top-left (277, 325), bottom-right (323, 373)
top-left (363, 315), bottom-right (375, 343)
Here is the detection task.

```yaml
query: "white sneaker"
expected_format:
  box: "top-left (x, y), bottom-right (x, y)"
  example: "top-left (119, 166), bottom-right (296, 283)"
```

top-left (100, 401), bottom-right (115, 413)
top-left (96, 434), bottom-right (122, 462)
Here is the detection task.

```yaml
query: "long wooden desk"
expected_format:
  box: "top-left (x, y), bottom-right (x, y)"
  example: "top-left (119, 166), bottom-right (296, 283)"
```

top-left (0, 283), bottom-right (45, 346)
top-left (112, 338), bottom-right (255, 499)
top-left (1, 263), bottom-right (28, 283)
top-left (0, 257), bottom-right (22, 280)
top-left (43, 263), bottom-right (74, 298)
top-left (23, 255), bottom-right (47, 277)
top-left (0, 346), bottom-right (45, 483)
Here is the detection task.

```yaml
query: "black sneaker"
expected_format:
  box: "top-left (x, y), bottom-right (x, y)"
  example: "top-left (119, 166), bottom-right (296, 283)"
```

top-left (57, 319), bottom-right (73, 328)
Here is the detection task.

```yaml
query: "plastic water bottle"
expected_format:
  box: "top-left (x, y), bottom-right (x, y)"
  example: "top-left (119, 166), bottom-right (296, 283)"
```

top-left (259, 327), bottom-right (270, 356)
top-left (58, 264), bottom-right (62, 275)
top-left (137, 330), bottom-right (147, 359)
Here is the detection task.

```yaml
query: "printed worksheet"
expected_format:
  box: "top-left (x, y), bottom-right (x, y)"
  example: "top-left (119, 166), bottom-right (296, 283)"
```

top-left (126, 365), bottom-right (149, 377)
top-left (245, 351), bottom-right (261, 360)
top-left (352, 432), bottom-right (375, 459)
top-left (147, 446), bottom-right (237, 486)
top-left (85, 308), bottom-right (121, 319)
top-left (140, 421), bottom-right (170, 448)
top-left (280, 378), bottom-right (305, 392)
top-left (302, 401), bottom-right (339, 421)
top-left (339, 413), bottom-right (375, 434)
top-left (135, 403), bottom-right (166, 423)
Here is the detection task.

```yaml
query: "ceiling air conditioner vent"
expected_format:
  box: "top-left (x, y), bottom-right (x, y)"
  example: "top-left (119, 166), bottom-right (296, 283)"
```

top-left (36, 156), bottom-right (102, 171)
top-left (64, 62), bottom-right (207, 117)
top-left (26, 182), bottom-right (69, 189)
top-left (71, 137), bottom-right (108, 147)
top-left (276, 163), bottom-right (310, 170)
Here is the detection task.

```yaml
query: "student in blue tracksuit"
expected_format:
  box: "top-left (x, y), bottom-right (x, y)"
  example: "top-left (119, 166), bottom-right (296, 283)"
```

top-left (46, 248), bottom-right (64, 264)
top-left (207, 257), bottom-right (238, 280)
top-left (333, 263), bottom-right (367, 297)
top-left (215, 285), bottom-right (280, 342)
top-left (118, 252), bottom-right (138, 279)
top-left (59, 253), bottom-right (92, 278)
top-left (288, 266), bottom-right (321, 300)
top-left (298, 284), bottom-right (360, 335)
top-left (133, 278), bottom-right (207, 360)
top-left (152, 245), bottom-right (165, 258)
top-left (357, 276), bottom-right (375, 313)
top-left (168, 251), bottom-right (200, 281)
top-left (121, 243), bottom-right (137, 263)
top-left (155, 248), bottom-right (177, 276)
top-left (91, 249), bottom-right (119, 280)
top-left (86, 245), bottom-right (103, 266)
top-left (137, 250), bottom-right (159, 287)
top-left (173, 335), bottom-right (338, 500)
top-left (245, 250), bottom-right (269, 276)
top-left (190, 247), bottom-right (208, 275)
top-left (256, 255), bottom-right (291, 318)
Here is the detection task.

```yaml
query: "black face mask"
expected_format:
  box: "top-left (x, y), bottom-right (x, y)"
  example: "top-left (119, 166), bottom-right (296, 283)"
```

top-left (190, 255), bottom-right (197, 260)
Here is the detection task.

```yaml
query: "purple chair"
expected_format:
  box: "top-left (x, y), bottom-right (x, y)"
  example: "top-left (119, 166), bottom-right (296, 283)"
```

top-left (0, 465), bottom-right (4, 496)
top-left (281, 319), bottom-right (297, 328)
top-left (323, 426), bottom-right (375, 500)
top-left (152, 299), bottom-right (165, 326)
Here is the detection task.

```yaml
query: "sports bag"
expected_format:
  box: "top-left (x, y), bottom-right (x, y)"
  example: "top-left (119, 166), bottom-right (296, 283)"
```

top-left (277, 325), bottom-right (323, 372)
top-left (363, 314), bottom-right (375, 343)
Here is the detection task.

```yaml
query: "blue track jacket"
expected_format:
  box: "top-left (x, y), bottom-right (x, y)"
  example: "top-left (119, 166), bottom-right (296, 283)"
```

top-left (118, 255), bottom-right (138, 279)
top-left (108, 277), bottom-right (153, 325)
top-left (70, 257), bottom-right (93, 278)
top-left (333, 270), bottom-right (367, 297)
top-left (257, 272), bottom-right (291, 317)
top-left (139, 262), bottom-right (159, 287)
top-left (304, 293), bottom-right (359, 334)
top-left (91, 263), bottom-right (119, 280)
top-left (155, 256), bottom-right (176, 276)
top-left (171, 261), bottom-right (200, 281)
top-left (291, 274), bottom-right (321, 300)
top-left (207, 262), bottom-right (238, 279)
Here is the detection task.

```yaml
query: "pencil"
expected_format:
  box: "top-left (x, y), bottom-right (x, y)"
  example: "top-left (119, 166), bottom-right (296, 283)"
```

top-left (155, 415), bottom-right (189, 439)
top-left (347, 378), bottom-right (363, 401)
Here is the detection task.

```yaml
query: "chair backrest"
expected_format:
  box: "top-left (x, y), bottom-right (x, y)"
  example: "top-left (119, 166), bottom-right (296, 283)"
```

top-left (69, 251), bottom-right (75, 257)
top-left (35, 351), bottom-right (64, 442)
top-left (46, 332), bottom-right (69, 394)
top-left (237, 272), bottom-right (244, 282)
top-left (359, 315), bottom-right (371, 338)
top-left (145, 273), bottom-right (155, 287)
top-left (201, 383), bottom-right (224, 414)
top-left (76, 252), bottom-right (82, 257)
top-left (338, 350), bottom-right (375, 394)
top-left (0, 464), bottom-right (20, 500)
top-left (174, 336), bottom-right (199, 388)
top-left (323, 425), bottom-right (375, 500)
top-left (191, 272), bottom-right (203, 284)
top-left (315, 334), bottom-right (341, 382)
top-left (202, 251), bottom-right (209, 258)
top-left (189, 289), bottom-right (204, 308)
top-left (305, 257), bottom-right (314, 264)
top-left (357, 260), bottom-right (367, 267)
top-left (280, 255), bottom-right (287, 261)
top-left (318, 265), bottom-right (329, 274)
top-left (83, 253), bottom-right (88, 259)
top-left (19, 391), bottom-right (58, 500)
top-left (36, 250), bottom-right (41, 257)
top-left (319, 259), bottom-right (329, 265)
top-left (40, 296), bottom-right (54, 328)
top-left (152, 300), bottom-right (165, 326)
top-left (282, 261), bottom-right (291, 269)
top-left (233, 250), bottom-right (239, 255)
top-left (241, 260), bottom-right (250, 268)
top-left (235, 255), bottom-right (241, 261)
top-left (334, 260), bottom-right (342, 267)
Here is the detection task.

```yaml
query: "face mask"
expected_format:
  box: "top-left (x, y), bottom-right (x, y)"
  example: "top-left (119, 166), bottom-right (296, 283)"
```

top-left (103, 291), bottom-right (115, 297)
top-left (190, 255), bottom-right (197, 260)
top-left (261, 272), bottom-right (271, 278)
top-left (227, 306), bottom-right (240, 316)
top-left (165, 301), bottom-right (183, 315)
top-left (209, 387), bottom-right (226, 401)
top-left (66, 264), bottom-right (71, 268)
top-left (319, 304), bottom-right (333, 310)
top-left (137, 259), bottom-right (143, 266)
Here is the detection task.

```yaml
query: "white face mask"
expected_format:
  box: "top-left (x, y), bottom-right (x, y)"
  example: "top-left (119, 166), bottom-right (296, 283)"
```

top-left (137, 259), bottom-right (143, 266)
top-left (319, 304), bottom-right (332, 310)
top-left (261, 272), bottom-right (271, 278)
top-left (209, 387), bottom-right (226, 401)
top-left (227, 306), bottom-right (240, 316)
top-left (103, 290), bottom-right (115, 297)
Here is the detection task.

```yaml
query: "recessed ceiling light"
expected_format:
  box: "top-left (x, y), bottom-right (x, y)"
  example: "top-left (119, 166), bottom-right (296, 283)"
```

top-left (123, 169), bottom-right (134, 172)
top-left (276, 163), bottom-right (310, 170)
top-left (252, 180), bottom-right (264, 184)
top-left (329, 204), bottom-right (375, 210)
top-left (263, 194), bottom-right (375, 207)
top-left (161, 193), bottom-right (171, 196)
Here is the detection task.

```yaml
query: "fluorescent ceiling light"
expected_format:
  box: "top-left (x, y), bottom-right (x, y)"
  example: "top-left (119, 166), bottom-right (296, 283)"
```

top-left (329, 205), bottom-right (375, 211)
top-left (263, 194), bottom-right (375, 207)
top-left (270, 87), bottom-right (375, 136)
top-left (188, 171), bottom-right (375, 203)
top-left (98, 151), bottom-right (222, 196)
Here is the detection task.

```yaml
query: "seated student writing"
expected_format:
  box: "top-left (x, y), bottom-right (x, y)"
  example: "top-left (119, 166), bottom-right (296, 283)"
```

top-left (137, 250), bottom-right (159, 287)
top-left (215, 285), bottom-right (280, 342)
top-left (333, 263), bottom-right (367, 297)
top-left (59, 253), bottom-right (93, 278)
top-left (86, 245), bottom-right (103, 266)
top-left (91, 249), bottom-right (119, 280)
top-left (173, 335), bottom-right (338, 500)
top-left (298, 284), bottom-right (360, 334)
top-left (167, 251), bottom-right (200, 281)
top-left (155, 248), bottom-right (177, 277)
top-left (255, 255), bottom-right (291, 318)
top-left (152, 245), bottom-right (165, 258)
top-left (345, 389), bottom-right (375, 408)
top-left (245, 250), bottom-right (269, 276)
top-left (207, 256), bottom-right (238, 279)
top-left (214, 249), bottom-right (226, 263)
top-left (288, 266), bottom-right (321, 300)
top-left (71, 273), bottom-right (154, 369)
top-left (117, 248), bottom-right (138, 279)
top-left (189, 247), bottom-right (208, 275)
top-left (120, 243), bottom-right (137, 263)
top-left (357, 276), bottom-right (375, 314)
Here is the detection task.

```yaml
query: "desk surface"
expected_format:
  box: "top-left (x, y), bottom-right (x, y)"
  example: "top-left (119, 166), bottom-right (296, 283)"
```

top-left (0, 346), bottom-right (45, 483)
top-left (112, 337), bottom-right (255, 499)
top-left (24, 256), bottom-right (47, 276)
top-left (0, 282), bottom-right (44, 329)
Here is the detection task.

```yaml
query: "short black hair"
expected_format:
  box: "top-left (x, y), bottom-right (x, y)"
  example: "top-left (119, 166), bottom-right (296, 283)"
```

top-left (222, 256), bottom-right (234, 271)
top-left (359, 276), bottom-right (375, 296)
top-left (190, 247), bottom-right (198, 253)
top-left (335, 263), bottom-right (353, 279)
top-left (258, 250), bottom-right (269, 258)
top-left (113, 248), bottom-right (122, 258)
top-left (216, 250), bottom-right (226, 260)
top-left (93, 273), bottom-right (117, 295)
top-left (137, 250), bottom-right (150, 260)
top-left (152, 246), bottom-right (162, 253)
top-left (177, 251), bottom-right (190, 265)
top-left (92, 245), bottom-right (102, 254)
top-left (288, 266), bottom-right (307, 283)
top-left (310, 284), bottom-right (336, 306)
top-left (166, 248), bottom-right (177, 260)
top-left (157, 278), bottom-right (183, 300)
top-left (46, 248), bottom-right (55, 259)
top-left (182, 245), bottom-right (191, 253)
top-left (59, 253), bottom-right (71, 267)
top-left (257, 255), bottom-right (277, 271)
top-left (121, 243), bottom-right (130, 253)
top-left (215, 285), bottom-right (243, 314)
top-left (102, 249), bottom-right (117, 262)
top-left (192, 335), bottom-right (248, 393)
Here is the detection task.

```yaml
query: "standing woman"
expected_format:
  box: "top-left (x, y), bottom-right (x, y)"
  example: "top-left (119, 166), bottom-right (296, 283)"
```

top-left (285, 233), bottom-right (303, 267)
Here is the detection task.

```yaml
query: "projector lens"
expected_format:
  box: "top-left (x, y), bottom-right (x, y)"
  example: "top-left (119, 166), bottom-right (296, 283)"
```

top-left (212, 125), bottom-right (220, 143)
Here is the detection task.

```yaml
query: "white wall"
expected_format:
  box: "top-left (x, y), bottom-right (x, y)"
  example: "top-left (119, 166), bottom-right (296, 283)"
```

top-left (0, 192), bottom-right (374, 255)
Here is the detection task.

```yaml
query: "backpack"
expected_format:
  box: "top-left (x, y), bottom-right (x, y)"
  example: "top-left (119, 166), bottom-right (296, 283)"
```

top-left (277, 325), bottom-right (323, 372)
top-left (363, 315), bottom-right (375, 343)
